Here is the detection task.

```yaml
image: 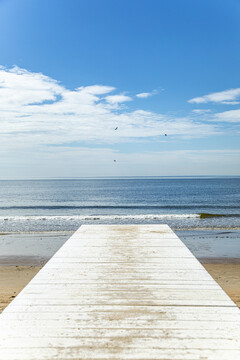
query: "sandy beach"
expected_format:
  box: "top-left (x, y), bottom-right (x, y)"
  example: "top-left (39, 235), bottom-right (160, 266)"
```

top-left (202, 262), bottom-right (240, 308)
top-left (0, 260), bottom-right (239, 314)
top-left (0, 265), bottom-right (41, 313)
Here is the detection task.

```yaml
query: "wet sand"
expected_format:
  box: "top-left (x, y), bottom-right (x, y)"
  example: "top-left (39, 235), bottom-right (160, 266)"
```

top-left (0, 261), bottom-right (239, 314)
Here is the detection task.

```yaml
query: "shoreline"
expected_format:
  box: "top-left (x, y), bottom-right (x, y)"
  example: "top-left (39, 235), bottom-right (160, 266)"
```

top-left (1, 228), bottom-right (240, 265)
top-left (0, 226), bottom-right (240, 234)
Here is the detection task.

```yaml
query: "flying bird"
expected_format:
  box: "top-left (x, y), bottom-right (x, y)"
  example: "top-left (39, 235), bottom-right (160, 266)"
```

top-left (115, 127), bottom-right (118, 130)
top-left (165, 134), bottom-right (167, 136)
top-left (114, 160), bottom-right (117, 162)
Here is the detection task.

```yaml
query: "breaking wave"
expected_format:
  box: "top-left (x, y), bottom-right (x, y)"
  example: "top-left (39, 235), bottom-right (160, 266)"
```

top-left (0, 213), bottom-right (200, 221)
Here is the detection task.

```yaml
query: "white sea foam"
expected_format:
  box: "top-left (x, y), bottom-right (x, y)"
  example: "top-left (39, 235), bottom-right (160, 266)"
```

top-left (0, 214), bottom-right (200, 221)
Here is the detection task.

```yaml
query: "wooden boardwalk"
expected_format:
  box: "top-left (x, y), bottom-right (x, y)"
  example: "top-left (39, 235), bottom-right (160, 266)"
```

top-left (0, 224), bottom-right (240, 359)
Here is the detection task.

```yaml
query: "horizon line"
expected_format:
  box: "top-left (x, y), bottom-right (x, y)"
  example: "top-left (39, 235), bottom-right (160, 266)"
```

top-left (0, 175), bottom-right (240, 181)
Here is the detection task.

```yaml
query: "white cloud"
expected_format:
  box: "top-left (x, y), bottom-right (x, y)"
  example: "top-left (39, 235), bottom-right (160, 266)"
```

top-left (214, 109), bottom-right (240, 122)
top-left (0, 66), bottom-right (63, 108)
top-left (221, 101), bottom-right (239, 105)
top-left (136, 90), bottom-right (158, 98)
top-left (105, 94), bottom-right (132, 104)
top-left (192, 109), bottom-right (211, 114)
top-left (136, 92), bottom-right (152, 98)
top-left (189, 88), bottom-right (240, 104)
top-left (78, 85), bottom-right (115, 95)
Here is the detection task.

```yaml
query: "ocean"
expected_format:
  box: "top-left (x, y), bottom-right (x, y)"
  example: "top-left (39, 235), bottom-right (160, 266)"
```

top-left (0, 177), bottom-right (240, 232)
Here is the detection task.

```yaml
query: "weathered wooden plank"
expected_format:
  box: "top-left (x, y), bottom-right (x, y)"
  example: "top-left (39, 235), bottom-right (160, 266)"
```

top-left (0, 224), bottom-right (240, 360)
top-left (2, 306), bottom-right (240, 321)
top-left (45, 258), bottom-right (204, 266)
top-left (53, 248), bottom-right (194, 259)
top-left (1, 336), bottom-right (240, 350)
top-left (0, 347), bottom-right (240, 360)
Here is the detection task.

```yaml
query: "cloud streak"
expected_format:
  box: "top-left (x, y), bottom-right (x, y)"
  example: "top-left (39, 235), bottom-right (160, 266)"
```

top-left (188, 88), bottom-right (240, 104)
top-left (214, 109), bottom-right (240, 122)
top-left (192, 109), bottom-right (211, 114)
top-left (136, 89), bottom-right (158, 98)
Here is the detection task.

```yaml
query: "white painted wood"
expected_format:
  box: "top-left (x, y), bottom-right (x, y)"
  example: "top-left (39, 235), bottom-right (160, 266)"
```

top-left (0, 224), bottom-right (240, 360)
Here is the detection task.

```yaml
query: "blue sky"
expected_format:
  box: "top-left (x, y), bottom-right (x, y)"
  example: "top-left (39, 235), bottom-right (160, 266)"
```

top-left (0, 0), bottom-right (240, 177)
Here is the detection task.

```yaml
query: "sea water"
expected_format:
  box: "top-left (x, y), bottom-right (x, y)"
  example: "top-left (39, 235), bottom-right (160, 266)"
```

top-left (0, 177), bottom-right (239, 232)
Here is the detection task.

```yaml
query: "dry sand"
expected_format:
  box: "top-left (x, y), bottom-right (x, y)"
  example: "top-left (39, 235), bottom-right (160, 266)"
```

top-left (0, 266), bottom-right (41, 313)
top-left (202, 262), bottom-right (240, 309)
top-left (0, 262), bottom-right (239, 313)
